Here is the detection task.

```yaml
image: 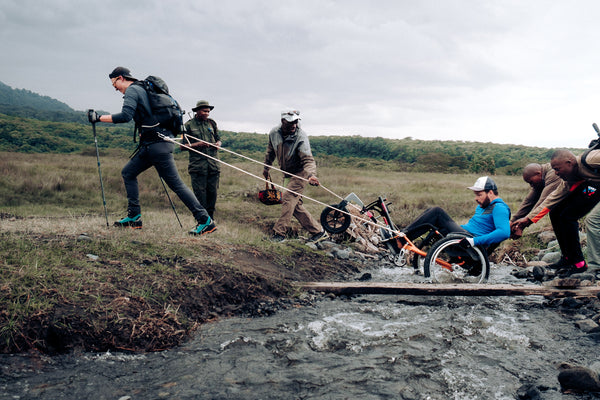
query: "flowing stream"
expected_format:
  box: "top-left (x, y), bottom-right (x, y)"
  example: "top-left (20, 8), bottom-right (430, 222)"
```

top-left (2, 263), bottom-right (599, 400)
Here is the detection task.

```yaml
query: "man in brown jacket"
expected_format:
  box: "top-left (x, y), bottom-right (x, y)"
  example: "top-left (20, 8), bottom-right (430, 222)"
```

top-left (515, 149), bottom-right (600, 275)
top-left (263, 110), bottom-right (326, 243)
top-left (510, 163), bottom-right (561, 239)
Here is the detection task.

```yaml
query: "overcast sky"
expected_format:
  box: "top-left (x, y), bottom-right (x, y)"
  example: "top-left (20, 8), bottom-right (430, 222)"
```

top-left (2, 0), bottom-right (600, 148)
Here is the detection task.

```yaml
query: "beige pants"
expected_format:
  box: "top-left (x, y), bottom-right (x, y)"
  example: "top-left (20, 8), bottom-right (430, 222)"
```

top-left (273, 174), bottom-right (321, 236)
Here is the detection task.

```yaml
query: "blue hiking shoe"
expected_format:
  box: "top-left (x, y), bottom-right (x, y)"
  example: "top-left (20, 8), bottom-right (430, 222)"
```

top-left (189, 217), bottom-right (217, 236)
top-left (114, 214), bottom-right (142, 229)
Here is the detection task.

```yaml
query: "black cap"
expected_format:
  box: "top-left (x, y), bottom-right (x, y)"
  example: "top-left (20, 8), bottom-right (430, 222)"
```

top-left (109, 66), bottom-right (136, 80)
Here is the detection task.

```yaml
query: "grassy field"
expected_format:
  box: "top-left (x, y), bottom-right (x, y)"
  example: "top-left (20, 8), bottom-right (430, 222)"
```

top-left (0, 150), bottom-right (546, 354)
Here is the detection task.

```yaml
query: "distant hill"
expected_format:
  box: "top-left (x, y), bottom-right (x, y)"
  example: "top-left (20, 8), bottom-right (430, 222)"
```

top-left (0, 81), bottom-right (87, 123)
top-left (0, 82), bottom-right (586, 175)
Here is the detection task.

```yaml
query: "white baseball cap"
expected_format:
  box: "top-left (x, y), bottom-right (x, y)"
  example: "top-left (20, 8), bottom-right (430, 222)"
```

top-left (281, 109), bottom-right (300, 122)
top-left (467, 176), bottom-right (498, 191)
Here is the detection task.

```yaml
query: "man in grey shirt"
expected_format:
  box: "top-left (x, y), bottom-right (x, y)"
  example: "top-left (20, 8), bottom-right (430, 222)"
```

top-left (90, 67), bottom-right (215, 236)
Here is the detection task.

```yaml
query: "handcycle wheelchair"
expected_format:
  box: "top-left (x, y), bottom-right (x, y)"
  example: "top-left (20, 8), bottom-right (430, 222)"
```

top-left (320, 193), bottom-right (493, 283)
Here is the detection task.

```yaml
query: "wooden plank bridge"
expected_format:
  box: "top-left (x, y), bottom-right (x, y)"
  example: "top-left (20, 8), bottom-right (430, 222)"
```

top-left (299, 280), bottom-right (600, 298)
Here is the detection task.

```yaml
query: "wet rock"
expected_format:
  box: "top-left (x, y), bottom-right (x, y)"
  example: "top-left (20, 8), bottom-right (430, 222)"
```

top-left (557, 364), bottom-right (600, 393)
top-left (511, 269), bottom-right (529, 279)
top-left (532, 266), bottom-right (546, 282)
top-left (537, 231), bottom-right (556, 244)
top-left (575, 319), bottom-right (600, 333)
top-left (332, 248), bottom-right (351, 260)
top-left (305, 242), bottom-right (318, 251)
top-left (516, 383), bottom-right (542, 400)
top-left (357, 273), bottom-right (372, 281)
top-left (541, 251), bottom-right (561, 265)
top-left (555, 297), bottom-right (584, 310)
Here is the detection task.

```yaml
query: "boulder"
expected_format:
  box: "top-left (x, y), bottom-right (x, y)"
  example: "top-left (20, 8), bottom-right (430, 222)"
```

top-left (558, 365), bottom-right (600, 393)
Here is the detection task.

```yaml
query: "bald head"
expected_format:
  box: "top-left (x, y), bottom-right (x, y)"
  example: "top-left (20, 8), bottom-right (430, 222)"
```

top-left (522, 163), bottom-right (543, 187)
top-left (551, 149), bottom-right (576, 163)
top-left (522, 163), bottom-right (541, 179)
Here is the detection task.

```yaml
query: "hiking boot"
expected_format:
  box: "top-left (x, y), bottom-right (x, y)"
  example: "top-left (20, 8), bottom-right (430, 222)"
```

top-left (308, 230), bottom-right (329, 243)
top-left (557, 263), bottom-right (588, 277)
top-left (189, 217), bottom-right (217, 236)
top-left (546, 257), bottom-right (570, 270)
top-left (270, 234), bottom-right (286, 243)
top-left (114, 214), bottom-right (142, 229)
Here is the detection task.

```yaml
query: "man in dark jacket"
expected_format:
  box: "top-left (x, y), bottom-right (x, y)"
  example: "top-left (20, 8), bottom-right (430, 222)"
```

top-left (263, 110), bottom-right (326, 242)
top-left (90, 67), bottom-right (215, 236)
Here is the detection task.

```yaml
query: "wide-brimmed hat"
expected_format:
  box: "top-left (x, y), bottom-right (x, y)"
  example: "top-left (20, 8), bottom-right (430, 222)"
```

top-left (108, 66), bottom-right (136, 80)
top-left (192, 100), bottom-right (214, 111)
top-left (467, 176), bottom-right (498, 191)
top-left (281, 109), bottom-right (300, 122)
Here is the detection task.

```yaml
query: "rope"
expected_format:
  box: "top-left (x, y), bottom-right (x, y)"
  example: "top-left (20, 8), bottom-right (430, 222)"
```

top-left (180, 133), bottom-right (359, 208)
top-left (162, 133), bottom-right (400, 235)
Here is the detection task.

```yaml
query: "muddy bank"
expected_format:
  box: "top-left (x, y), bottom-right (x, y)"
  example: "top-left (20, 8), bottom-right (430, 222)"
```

top-left (1, 230), bottom-right (363, 355)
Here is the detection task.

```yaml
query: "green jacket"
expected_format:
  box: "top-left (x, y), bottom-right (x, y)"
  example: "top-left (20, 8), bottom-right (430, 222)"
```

top-left (183, 118), bottom-right (221, 173)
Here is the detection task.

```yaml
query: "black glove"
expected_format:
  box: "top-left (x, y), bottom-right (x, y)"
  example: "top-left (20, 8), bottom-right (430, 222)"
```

top-left (87, 109), bottom-right (101, 123)
top-left (458, 237), bottom-right (474, 249)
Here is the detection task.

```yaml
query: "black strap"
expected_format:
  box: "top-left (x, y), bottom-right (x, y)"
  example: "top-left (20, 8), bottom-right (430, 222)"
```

top-left (581, 148), bottom-right (600, 174)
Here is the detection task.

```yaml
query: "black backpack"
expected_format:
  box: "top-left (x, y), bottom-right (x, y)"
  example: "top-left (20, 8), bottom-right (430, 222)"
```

top-left (581, 123), bottom-right (600, 173)
top-left (133, 76), bottom-right (184, 142)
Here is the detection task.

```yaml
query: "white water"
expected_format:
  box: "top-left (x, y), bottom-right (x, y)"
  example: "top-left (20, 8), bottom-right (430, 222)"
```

top-left (2, 263), bottom-right (599, 399)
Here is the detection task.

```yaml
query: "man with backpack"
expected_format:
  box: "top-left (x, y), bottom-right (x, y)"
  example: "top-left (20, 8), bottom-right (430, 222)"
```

top-left (514, 149), bottom-right (600, 275)
top-left (89, 67), bottom-right (216, 236)
top-left (182, 100), bottom-right (221, 219)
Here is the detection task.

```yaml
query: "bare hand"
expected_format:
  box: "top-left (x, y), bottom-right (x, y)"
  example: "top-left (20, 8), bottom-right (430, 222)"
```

top-left (308, 176), bottom-right (320, 186)
top-left (514, 217), bottom-right (532, 230)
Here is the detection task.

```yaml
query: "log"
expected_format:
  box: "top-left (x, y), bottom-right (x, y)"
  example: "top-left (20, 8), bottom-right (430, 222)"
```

top-left (299, 281), bottom-right (600, 298)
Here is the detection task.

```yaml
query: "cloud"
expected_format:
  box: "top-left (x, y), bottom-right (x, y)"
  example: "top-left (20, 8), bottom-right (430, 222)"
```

top-left (2, 0), bottom-right (600, 148)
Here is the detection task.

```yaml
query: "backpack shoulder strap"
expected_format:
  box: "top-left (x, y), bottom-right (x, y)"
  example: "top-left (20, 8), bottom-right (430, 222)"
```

top-left (581, 148), bottom-right (600, 174)
top-left (208, 118), bottom-right (218, 141)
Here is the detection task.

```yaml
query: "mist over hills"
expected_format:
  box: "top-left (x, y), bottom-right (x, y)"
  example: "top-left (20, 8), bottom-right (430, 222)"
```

top-left (0, 81), bottom-right (577, 174)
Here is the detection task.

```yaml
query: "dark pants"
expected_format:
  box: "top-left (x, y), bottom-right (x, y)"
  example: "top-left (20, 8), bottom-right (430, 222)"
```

top-left (402, 206), bottom-right (468, 240)
top-left (549, 183), bottom-right (600, 263)
top-left (190, 169), bottom-right (220, 218)
top-left (121, 141), bottom-right (210, 224)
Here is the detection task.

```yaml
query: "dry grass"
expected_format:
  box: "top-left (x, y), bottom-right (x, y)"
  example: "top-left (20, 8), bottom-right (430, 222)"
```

top-left (0, 150), bottom-right (552, 353)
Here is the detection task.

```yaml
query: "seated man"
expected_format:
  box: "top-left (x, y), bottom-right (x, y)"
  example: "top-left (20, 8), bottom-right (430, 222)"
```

top-left (400, 176), bottom-right (511, 250)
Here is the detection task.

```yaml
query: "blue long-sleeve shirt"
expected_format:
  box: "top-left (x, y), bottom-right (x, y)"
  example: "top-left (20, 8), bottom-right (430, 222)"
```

top-left (461, 198), bottom-right (511, 246)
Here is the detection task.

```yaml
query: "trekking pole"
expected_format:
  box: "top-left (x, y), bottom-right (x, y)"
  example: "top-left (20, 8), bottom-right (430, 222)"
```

top-left (89, 112), bottom-right (109, 228)
top-left (158, 175), bottom-right (183, 228)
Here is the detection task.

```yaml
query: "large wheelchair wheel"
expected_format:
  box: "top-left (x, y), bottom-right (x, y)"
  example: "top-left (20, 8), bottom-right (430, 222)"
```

top-left (320, 204), bottom-right (352, 234)
top-left (423, 235), bottom-right (490, 283)
top-left (411, 230), bottom-right (444, 273)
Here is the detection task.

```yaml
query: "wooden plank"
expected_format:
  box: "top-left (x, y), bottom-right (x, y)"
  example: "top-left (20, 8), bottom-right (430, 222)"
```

top-left (299, 282), bottom-right (600, 298)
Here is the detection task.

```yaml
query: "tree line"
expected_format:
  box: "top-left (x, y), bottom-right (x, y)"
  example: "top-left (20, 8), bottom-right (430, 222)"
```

top-left (0, 112), bottom-right (585, 175)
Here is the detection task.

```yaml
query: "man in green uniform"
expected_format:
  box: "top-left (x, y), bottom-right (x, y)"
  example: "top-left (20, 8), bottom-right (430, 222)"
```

top-left (182, 100), bottom-right (221, 219)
